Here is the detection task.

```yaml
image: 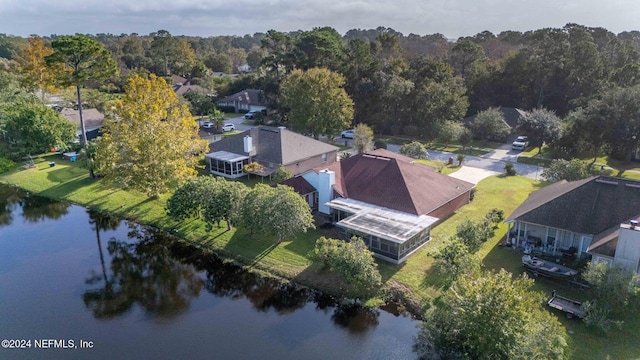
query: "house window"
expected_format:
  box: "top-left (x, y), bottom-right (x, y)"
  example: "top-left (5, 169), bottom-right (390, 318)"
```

top-left (546, 228), bottom-right (556, 246)
top-left (322, 153), bottom-right (327, 163)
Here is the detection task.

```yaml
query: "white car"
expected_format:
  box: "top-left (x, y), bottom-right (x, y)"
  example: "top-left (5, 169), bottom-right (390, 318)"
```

top-left (512, 136), bottom-right (530, 151)
top-left (341, 129), bottom-right (354, 139)
top-left (201, 121), bottom-right (214, 129)
top-left (222, 123), bottom-right (236, 132)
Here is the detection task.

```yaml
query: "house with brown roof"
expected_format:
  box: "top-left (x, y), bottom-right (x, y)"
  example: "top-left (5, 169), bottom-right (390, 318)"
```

top-left (505, 176), bottom-right (640, 259)
top-left (588, 216), bottom-right (640, 274)
top-left (205, 126), bottom-right (338, 179)
top-left (217, 89), bottom-right (266, 112)
top-left (297, 149), bottom-right (474, 264)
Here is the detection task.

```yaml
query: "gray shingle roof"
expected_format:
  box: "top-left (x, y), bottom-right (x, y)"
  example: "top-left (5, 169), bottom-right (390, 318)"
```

top-left (217, 89), bottom-right (265, 106)
top-left (507, 176), bottom-right (640, 235)
top-left (210, 127), bottom-right (338, 166)
top-left (59, 108), bottom-right (105, 131)
top-left (463, 107), bottom-right (527, 130)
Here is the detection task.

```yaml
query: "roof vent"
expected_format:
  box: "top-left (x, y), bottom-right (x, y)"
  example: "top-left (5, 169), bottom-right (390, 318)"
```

top-left (631, 220), bottom-right (638, 229)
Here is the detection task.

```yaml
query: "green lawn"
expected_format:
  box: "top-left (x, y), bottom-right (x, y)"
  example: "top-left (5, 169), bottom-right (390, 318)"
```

top-left (2, 154), bottom-right (639, 359)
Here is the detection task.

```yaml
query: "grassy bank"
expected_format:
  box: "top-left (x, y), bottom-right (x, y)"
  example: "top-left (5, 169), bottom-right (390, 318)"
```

top-left (1, 154), bottom-right (638, 359)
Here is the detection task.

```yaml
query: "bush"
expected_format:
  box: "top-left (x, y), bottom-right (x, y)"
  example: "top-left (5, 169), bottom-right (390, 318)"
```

top-left (373, 140), bottom-right (387, 149)
top-left (0, 157), bottom-right (16, 173)
top-left (272, 167), bottom-right (293, 182)
top-left (504, 162), bottom-right (516, 176)
top-left (216, 105), bottom-right (236, 113)
top-left (400, 141), bottom-right (428, 159)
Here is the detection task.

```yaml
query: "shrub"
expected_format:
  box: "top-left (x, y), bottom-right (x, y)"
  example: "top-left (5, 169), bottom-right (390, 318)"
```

top-left (216, 105), bottom-right (236, 113)
top-left (0, 158), bottom-right (16, 173)
top-left (400, 141), bottom-right (428, 159)
top-left (504, 162), bottom-right (516, 176)
top-left (373, 140), bottom-right (387, 149)
top-left (272, 167), bottom-right (293, 182)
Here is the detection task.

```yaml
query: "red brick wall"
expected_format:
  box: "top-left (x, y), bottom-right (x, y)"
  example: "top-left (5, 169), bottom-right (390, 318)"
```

top-left (427, 190), bottom-right (471, 222)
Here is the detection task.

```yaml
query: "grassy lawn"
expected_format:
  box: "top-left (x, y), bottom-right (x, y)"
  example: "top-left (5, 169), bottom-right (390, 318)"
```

top-left (415, 159), bottom-right (461, 175)
top-left (2, 154), bottom-right (639, 359)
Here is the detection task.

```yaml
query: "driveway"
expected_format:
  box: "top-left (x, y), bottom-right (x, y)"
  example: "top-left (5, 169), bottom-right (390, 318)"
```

top-left (386, 143), bottom-right (544, 180)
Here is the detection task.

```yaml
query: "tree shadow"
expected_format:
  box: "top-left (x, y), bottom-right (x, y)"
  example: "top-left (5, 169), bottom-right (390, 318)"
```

top-left (223, 227), bottom-right (278, 265)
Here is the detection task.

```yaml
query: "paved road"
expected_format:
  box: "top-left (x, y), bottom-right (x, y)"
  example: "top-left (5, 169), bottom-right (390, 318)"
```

top-left (386, 143), bottom-right (545, 180)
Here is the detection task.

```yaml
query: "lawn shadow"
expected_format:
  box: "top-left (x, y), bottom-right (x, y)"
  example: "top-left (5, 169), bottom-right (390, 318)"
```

top-left (223, 227), bottom-right (279, 266)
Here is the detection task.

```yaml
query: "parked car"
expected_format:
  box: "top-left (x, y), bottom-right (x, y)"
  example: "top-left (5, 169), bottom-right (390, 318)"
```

top-left (201, 121), bottom-right (214, 129)
top-left (244, 111), bottom-right (258, 119)
top-left (341, 129), bottom-right (354, 139)
top-left (222, 123), bottom-right (236, 132)
top-left (512, 136), bottom-right (529, 151)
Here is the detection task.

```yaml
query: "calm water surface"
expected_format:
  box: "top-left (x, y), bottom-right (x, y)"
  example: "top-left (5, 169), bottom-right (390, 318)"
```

top-left (0, 186), bottom-right (418, 359)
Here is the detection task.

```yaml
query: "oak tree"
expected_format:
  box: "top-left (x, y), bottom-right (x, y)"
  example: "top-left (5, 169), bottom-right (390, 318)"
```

top-left (279, 67), bottom-right (354, 139)
top-left (417, 270), bottom-right (567, 359)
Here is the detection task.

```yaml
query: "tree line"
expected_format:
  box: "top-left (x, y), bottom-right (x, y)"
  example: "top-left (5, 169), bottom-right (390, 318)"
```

top-left (3, 24), bottom-right (640, 161)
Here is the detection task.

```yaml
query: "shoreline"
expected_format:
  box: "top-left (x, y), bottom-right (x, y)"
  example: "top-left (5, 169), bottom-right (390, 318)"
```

top-left (0, 178), bottom-right (425, 320)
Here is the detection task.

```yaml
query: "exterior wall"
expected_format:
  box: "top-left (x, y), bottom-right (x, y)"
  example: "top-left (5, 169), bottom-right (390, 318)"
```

top-left (317, 170), bottom-right (335, 215)
top-left (613, 227), bottom-right (640, 273)
top-left (510, 220), bottom-right (593, 256)
top-left (282, 150), bottom-right (337, 176)
top-left (340, 225), bottom-right (431, 264)
top-left (426, 190), bottom-right (471, 221)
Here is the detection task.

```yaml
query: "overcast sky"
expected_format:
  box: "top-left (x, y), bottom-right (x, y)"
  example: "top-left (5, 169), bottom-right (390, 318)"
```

top-left (1, 0), bottom-right (639, 39)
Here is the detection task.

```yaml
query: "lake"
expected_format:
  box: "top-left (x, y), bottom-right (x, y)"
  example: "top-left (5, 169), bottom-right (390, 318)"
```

top-left (0, 185), bottom-right (419, 359)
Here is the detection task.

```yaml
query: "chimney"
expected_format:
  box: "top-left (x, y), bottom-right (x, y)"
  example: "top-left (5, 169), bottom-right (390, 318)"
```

top-left (317, 169), bottom-right (335, 215)
top-left (243, 135), bottom-right (252, 154)
top-left (631, 220), bottom-right (638, 230)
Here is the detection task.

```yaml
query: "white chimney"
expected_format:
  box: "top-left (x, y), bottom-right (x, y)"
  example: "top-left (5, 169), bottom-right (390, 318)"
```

top-left (243, 135), bottom-right (252, 153)
top-left (318, 169), bottom-right (335, 215)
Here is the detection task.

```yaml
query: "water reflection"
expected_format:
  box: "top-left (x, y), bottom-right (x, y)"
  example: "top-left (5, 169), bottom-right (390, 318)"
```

top-left (0, 186), bottom-right (71, 226)
top-left (83, 223), bottom-right (204, 319)
top-left (0, 185), bottom-right (22, 226)
top-left (83, 215), bottom-right (381, 333)
top-left (20, 195), bottom-right (70, 223)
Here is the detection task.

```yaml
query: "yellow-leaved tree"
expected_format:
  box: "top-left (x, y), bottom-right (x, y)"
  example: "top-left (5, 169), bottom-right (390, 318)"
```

top-left (14, 36), bottom-right (62, 101)
top-left (95, 74), bottom-right (208, 198)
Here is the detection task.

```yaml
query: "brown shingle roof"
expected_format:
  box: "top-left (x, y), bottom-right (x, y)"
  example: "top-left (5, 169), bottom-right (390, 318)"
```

top-left (507, 176), bottom-right (640, 235)
top-left (319, 153), bottom-right (474, 215)
top-left (279, 176), bottom-right (316, 195)
top-left (368, 148), bottom-right (415, 163)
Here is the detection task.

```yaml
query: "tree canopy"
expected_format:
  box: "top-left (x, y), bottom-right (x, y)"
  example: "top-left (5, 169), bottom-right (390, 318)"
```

top-left (45, 34), bottom-right (118, 147)
top-left (95, 75), bottom-right (208, 197)
top-left (516, 108), bottom-right (562, 153)
top-left (416, 270), bottom-right (567, 359)
top-left (279, 67), bottom-right (354, 139)
top-left (313, 236), bottom-right (382, 296)
top-left (0, 101), bottom-right (76, 158)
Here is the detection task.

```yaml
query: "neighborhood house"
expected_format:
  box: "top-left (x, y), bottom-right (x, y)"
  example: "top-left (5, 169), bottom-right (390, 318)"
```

top-left (206, 126), bottom-right (338, 178)
top-left (286, 149), bottom-right (474, 264)
top-left (217, 89), bottom-right (266, 113)
top-left (505, 176), bottom-right (640, 269)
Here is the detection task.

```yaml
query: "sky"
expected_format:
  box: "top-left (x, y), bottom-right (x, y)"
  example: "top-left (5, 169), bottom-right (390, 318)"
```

top-left (1, 0), bottom-right (639, 39)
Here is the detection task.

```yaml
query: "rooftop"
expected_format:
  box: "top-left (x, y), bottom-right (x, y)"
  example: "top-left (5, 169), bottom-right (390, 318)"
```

top-left (327, 197), bottom-right (438, 243)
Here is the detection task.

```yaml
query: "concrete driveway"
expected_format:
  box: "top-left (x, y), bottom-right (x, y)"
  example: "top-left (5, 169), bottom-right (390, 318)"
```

top-left (448, 166), bottom-right (501, 184)
top-left (386, 143), bottom-right (544, 181)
